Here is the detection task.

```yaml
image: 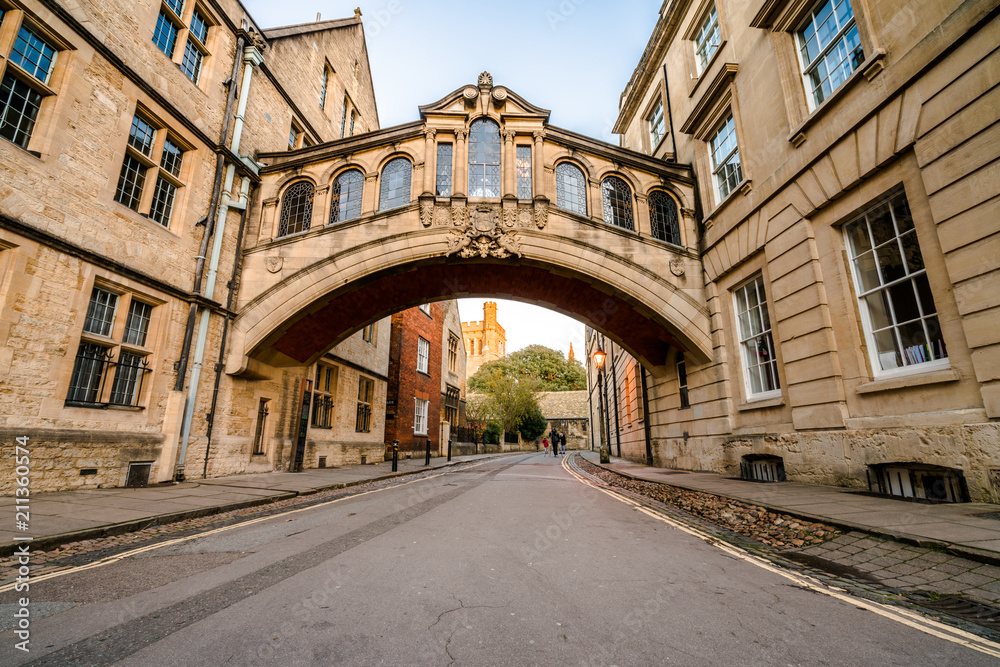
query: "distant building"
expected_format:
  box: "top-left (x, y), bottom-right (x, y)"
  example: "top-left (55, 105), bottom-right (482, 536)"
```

top-left (439, 300), bottom-right (468, 446)
top-left (538, 391), bottom-right (590, 451)
top-left (461, 301), bottom-right (506, 379)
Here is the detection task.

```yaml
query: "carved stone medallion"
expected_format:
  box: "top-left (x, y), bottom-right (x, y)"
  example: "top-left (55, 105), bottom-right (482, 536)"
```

top-left (265, 256), bottom-right (283, 273)
top-left (446, 203), bottom-right (522, 259)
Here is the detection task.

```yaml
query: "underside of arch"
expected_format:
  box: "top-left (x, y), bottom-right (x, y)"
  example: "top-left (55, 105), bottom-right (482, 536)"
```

top-left (238, 258), bottom-right (710, 376)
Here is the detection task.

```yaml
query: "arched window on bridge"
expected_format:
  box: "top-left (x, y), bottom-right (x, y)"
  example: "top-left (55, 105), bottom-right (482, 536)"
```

top-left (648, 190), bottom-right (681, 246)
top-left (329, 169), bottom-right (364, 224)
top-left (277, 181), bottom-right (314, 237)
top-left (601, 176), bottom-right (634, 231)
top-left (379, 157), bottom-right (412, 211)
top-left (468, 118), bottom-right (501, 197)
top-left (555, 162), bottom-right (587, 216)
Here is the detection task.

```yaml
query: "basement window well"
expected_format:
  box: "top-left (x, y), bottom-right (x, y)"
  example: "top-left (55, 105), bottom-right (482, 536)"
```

top-left (867, 463), bottom-right (968, 503)
top-left (740, 454), bottom-right (786, 482)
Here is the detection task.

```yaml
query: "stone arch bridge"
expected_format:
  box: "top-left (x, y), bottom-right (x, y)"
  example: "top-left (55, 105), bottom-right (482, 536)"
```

top-left (231, 75), bottom-right (711, 384)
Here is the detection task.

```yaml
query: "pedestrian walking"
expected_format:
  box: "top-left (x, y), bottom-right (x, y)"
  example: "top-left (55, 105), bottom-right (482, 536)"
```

top-left (559, 431), bottom-right (566, 454)
top-left (542, 438), bottom-right (549, 456)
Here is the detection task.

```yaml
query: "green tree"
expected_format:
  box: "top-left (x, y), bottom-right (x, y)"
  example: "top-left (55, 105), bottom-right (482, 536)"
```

top-left (468, 368), bottom-right (542, 439)
top-left (517, 406), bottom-right (548, 441)
top-left (468, 345), bottom-right (586, 392)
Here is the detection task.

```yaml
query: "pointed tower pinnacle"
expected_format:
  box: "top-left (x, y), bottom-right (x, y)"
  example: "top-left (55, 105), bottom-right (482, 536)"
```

top-left (568, 342), bottom-right (575, 363)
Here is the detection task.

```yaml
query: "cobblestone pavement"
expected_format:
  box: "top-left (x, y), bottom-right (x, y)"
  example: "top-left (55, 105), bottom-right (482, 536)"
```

top-left (0, 458), bottom-right (500, 584)
top-left (569, 455), bottom-right (1000, 640)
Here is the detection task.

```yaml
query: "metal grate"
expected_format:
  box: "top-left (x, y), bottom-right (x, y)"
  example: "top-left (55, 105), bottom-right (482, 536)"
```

top-left (906, 592), bottom-right (1000, 631)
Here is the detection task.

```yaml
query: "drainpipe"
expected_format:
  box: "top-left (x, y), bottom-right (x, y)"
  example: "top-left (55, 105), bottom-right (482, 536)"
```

top-left (175, 29), bottom-right (248, 390)
top-left (661, 64), bottom-right (677, 161)
top-left (203, 176), bottom-right (253, 477)
top-left (175, 44), bottom-right (265, 480)
top-left (641, 365), bottom-right (653, 466)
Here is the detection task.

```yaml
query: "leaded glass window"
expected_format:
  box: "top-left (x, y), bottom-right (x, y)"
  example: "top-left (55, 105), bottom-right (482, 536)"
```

top-left (379, 158), bottom-right (412, 211)
top-left (734, 275), bottom-right (780, 398)
top-left (149, 177), bottom-right (177, 227)
top-left (676, 351), bottom-right (690, 409)
top-left (468, 118), bottom-right (501, 197)
top-left (436, 143), bottom-right (453, 197)
top-left (161, 138), bottom-right (182, 177)
top-left (340, 97), bottom-right (348, 137)
top-left (153, 12), bottom-right (178, 57)
top-left (128, 115), bottom-right (156, 157)
top-left (797, 0), bottom-right (863, 108)
top-left (0, 74), bottom-right (43, 149)
top-left (164, 0), bottom-right (184, 15)
top-left (10, 25), bottom-right (57, 84)
top-left (189, 10), bottom-right (208, 44)
top-left (694, 6), bottom-right (721, 74)
top-left (516, 145), bottom-right (532, 199)
top-left (710, 113), bottom-right (742, 201)
top-left (349, 110), bottom-right (356, 136)
top-left (123, 300), bottom-right (153, 346)
top-left (180, 39), bottom-right (203, 83)
top-left (278, 181), bottom-right (314, 237)
top-left (115, 155), bottom-right (147, 211)
top-left (602, 176), bottom-right (634, 231)
top-left (555, 162), bottom-right (587, 216)
top-left (845, 191), bottom-right (946, 373)
top-left (84, 288), bottom-right (119, 337)
top-left (330, 169), bottom-right (363, 224)
top-left (649, 191), bottom-right (681, 246)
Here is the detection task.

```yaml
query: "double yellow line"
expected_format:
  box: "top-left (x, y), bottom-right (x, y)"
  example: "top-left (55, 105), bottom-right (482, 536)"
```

top-left (1, 460), bottom-right (493, 594)
top-left (561, 455), bottom-right (1000, 659)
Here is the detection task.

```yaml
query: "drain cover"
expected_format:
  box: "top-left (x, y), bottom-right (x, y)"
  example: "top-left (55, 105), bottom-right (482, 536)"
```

top-left (906, 592), bottom-right (1000, 631)
top-left (973, 512), bottom-right (1000, 521)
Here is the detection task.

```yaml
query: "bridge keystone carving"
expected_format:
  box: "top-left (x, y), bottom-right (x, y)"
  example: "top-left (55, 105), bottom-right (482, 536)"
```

top-left (446, 204), bottom-right (522, 258)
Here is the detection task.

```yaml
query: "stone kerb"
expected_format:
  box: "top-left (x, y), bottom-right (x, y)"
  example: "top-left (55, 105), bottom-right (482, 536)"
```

top-left (228, 209), bottom-right (714, 376)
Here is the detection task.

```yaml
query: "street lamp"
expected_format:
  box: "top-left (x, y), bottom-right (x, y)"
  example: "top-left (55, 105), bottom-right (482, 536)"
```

top-left (593, 348), bottom-right (610, 464)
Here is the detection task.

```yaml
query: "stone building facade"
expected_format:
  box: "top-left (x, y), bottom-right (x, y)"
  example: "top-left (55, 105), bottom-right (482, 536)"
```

top-left (598, 0), bottom-right (1000, 501)
top-left (461, 301), bottom-right (506, 379)
top-left (538, 390), bottom-right (590, 451)
top-left (439, 299), bottom-right (467, 447)
top-left (0, 1), bottom-right (382, 492)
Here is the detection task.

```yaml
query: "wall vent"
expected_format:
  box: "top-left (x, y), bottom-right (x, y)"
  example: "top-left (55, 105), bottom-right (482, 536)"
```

top-left (867, 463), bottom-right (968, 503)
top-left (740, 455), bottom-right (786, 482)
top-left (318, 456), bottom-right (327, 468)
top-left (125, 462), bottom-right (152, 488)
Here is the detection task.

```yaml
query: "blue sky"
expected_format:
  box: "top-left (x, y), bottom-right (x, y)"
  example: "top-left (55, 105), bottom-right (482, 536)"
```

top-left (242, 0), bottom-right (658, 358)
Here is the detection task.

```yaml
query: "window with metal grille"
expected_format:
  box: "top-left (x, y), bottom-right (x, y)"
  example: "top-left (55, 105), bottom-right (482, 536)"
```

top-left (648, 191), bottom-right (681, 245)
top-left (468, 118), bottom-right (501, 197)
top-left (694, 5), bottom-right (721, 74)
top-left (414, 397), bottom-right (429, 435)
top-left (252, 398), bottom-right (269, 454)
top-left (516, 145), bottom-right (532, 199)
top-left (797, 0), bottom-right (863, 108)
top-left (329, 169), bottom-right (363, 224)
top-left (844, 190), bottom-right (946, 374)
top-left (436, 143), bottom-right (453, 197)
top-left (311, 364), bottom-right (336, 428)
top-left (676, 351), bottom-right (690, 409)
top-left (710, 113), bottom-right (742, 202)
top-left (602, 176), bottom-right (634, 230)
top-left (555, 162), bottom-right (587, 216)
top-left (448, 334), bottom-right (459, 372)
top-left (733, 274), bottom-right (780, 399)
top-left (278, 181), bottom-right (315, 237)
top-left (417, 337), bottom-right (430, 374)
top-left (69, 288), bottom-right (155, 408)
top-left (356, 377), bottom-right (373, 432)
top-left (379, 158), bottom-right (411, 211)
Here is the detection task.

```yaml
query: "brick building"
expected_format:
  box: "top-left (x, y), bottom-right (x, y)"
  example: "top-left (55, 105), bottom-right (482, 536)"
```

top-left (461, 301), bottom-right (506, 379)
top-left (385, 302), bottom-right (464, 455)
top-left (0, 1), bottom-right (383, 491)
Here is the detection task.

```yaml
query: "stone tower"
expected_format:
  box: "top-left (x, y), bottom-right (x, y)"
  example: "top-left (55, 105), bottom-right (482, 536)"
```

top-left (461, 301), bottom-right (507, 379)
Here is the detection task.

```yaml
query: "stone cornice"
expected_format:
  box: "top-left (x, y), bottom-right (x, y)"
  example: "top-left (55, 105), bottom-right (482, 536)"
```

top-left (544, 126), bottom-right (694, 183)
top-left (257, 121), bottom-right (425, 173)
top-left (678, 63), bottom-right (739, 137)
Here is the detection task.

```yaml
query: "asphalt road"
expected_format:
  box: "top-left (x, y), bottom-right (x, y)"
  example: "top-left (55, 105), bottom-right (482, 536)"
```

top-left (2, 453), bottom-right (998, 665)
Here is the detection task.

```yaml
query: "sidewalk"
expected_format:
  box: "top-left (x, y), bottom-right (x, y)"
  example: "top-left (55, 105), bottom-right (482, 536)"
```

top-left (583, 451), bottom-right (1000, 565)
top-left (1, 452), bottom-right (516, 555)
